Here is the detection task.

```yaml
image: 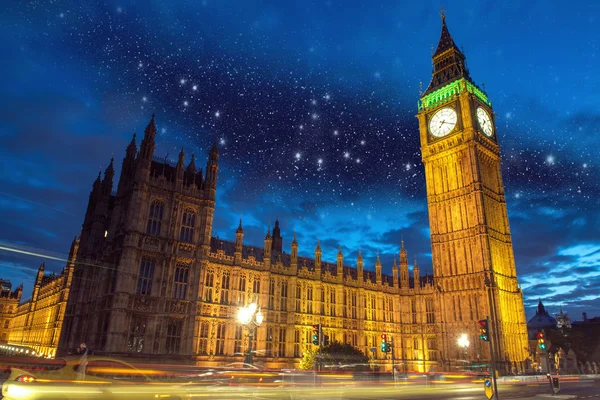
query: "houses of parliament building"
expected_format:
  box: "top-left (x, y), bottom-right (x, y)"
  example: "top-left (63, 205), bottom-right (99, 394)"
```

top-left (6, 15), bottom-right (529, 373)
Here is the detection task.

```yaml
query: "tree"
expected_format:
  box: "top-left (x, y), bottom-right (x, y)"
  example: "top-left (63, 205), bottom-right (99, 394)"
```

top-left (321, 341), bottom-right (369, 367)
top-left (299, 346), bottom-right (318, 370)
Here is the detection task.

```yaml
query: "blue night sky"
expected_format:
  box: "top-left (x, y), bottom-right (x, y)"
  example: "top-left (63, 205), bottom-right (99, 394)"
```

top-left (0, 1), bottom-right (599, 321)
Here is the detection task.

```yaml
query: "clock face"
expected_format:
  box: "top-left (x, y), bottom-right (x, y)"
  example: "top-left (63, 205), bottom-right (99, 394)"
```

top-left (476, 107), bottom-right (494, 137)
top-left (429, 107), bottom-right (458, 138)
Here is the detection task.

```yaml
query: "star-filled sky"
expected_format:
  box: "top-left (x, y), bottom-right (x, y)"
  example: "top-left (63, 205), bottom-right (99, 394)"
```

top-left (1, 1), bottom-right (599, 321)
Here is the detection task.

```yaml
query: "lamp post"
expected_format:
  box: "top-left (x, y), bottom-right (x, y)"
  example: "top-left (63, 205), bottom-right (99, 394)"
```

top-left (237, 302), bottom-right (264, 366)
top-left (458, 333), bottom-right (470, 372)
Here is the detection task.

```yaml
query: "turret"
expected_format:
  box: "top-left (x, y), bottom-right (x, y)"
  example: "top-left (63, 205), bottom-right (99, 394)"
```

top-left (36, 262), bottom-right (45, 285)
top-left (400, 241), bottom-right (409, 289)
top-left (139, 114), bottom-right (156, 161)
top-left (357, 251), bottom-right (364, 284)
top-left (205, 138), bottom-right (219, 200)
top-left (263, 226), bottom-right (272, 269)
top-left (413, 259), bottom-right (420, 289)
top-left (118, 132), bottom-right (137, 194)
top-left (375, 252), bottom-right (382, 284)
top-left (32, 263), bottom-right (45, 304)
top-left (314, 240), bottom-right (322, 276)
top-left (392, 257), bottom-right (399, 287)
top-left (234, 219), bottom-right (243, 265)
top-left (196, 168), bottom-right (204, 189)
top-left (187, 153), bottom-right (197, 175)
top-left (176, 147), bottom-right (185, 184)
top-left (63, 236), bottom-right (79, 293)
top-left (272, 219), bottom-right (282, 253)
top-left (291, 231), bottom-right (298, 271)
top-left (101, 157), bottom-right (114, 196)
top-left (337, 246), bottom-right (343, 272)
top-left (136, 114), bottom-right (157, 181)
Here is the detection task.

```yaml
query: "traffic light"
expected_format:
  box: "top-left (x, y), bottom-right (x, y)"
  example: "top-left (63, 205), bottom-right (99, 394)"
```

top-left (537, 331), bottom-right (547, 351)
top-left (478, 319), bottom-right (490, 342)
top-left (380, 334), bottom-right (389, 352)
top-left (323, 335), bottom-right (330, 346)
top-left (312, 324), bottom-right (320, 345)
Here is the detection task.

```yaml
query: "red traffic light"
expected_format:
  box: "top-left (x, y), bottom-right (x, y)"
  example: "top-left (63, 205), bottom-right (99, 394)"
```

top-left (381, 334), bottom-right (387, 340)
top-left (537, 332), bottom-right (544, 339)
top-left (478, 320), bottom-right (487, 328)
top-left (312, 324), bottom-right (319, 330)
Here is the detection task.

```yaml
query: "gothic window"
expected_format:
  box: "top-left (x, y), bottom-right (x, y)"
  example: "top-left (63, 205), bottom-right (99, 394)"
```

top-left (198, 321), bottom-right (209, 355)
top-left (295, 286), bottom-right (301, 313)
top-left (413, 337), bottom-right (420, 360)
top-left (234, 325), bottom-right (243, 355)
top-left (173, 263), bottom-right (189, 300)
top-left (127, 316), bottom-right (146, 353)
top-left (307, 287), bottom-right (313, 314)
top-left (215, 323), bottom-right (226, 356)
top-left (468, 295), bottom-right (474, 321)
top-left (278, 327), bottom-right (286, 357)
top-left (204, 271), bottom-right (214, 302)
top-left (180, 209), bottom-right (195, 242)
top-left (252, 277), bottom-right (260, 294)
top-left (268, 279), bottom-right (275, 310)
top-left (320, 288), bottom-right (325, 315)
top-left (427, 338), bottom-right (438, 361)
top-left (411, 299), bottom-right (417, 324)
top-left (136, 258), bottom-right (155, 296)
top-left (280, 282), bottom-right (288, 311)
top-left (294, 329), bottom-right (301, 358)
top-left (266, 326), bottom-right (274, 357)
top-left (343, 291), bottom-right (348, 318)
top-left (426, 298), bottom-right (435, 323)
top-left (146, 200), bottom-right (164, 236)
top-left (351, 292), bottom-right (357, 319)
top-left (388, 298), bottom-right (395, 323)
top-left (166, 319), bottom-right (182, 354)
top-left (329, 290), bottom-right (336, 317)
top-left (221, 273), bottom-right (230, 304)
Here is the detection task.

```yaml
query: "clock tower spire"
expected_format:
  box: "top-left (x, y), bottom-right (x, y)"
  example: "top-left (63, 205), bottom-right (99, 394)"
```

top-left (417, 14), bottom-right (528, 374)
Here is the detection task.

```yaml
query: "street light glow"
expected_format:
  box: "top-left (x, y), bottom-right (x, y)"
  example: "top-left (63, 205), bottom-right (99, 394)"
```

top-left (458, 333), bottom-right (470, 349)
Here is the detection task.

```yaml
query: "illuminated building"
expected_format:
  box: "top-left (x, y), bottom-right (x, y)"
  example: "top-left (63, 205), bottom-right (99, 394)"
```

top-left (0, 280), bottom-right (22, 343)
top-left (416, 13), bottom-right (529, 371)
top-left (7, 239), bottom-right (78, 358)
top-left (56, 15), bottom-right (528, 373)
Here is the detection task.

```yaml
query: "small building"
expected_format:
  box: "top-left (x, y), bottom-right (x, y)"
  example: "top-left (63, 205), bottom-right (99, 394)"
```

top-left (526, 301), bottom-right (557, 373)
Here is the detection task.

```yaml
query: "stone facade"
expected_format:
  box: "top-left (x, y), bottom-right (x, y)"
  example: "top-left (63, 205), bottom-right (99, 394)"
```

top-left (0, 280), bottom-right (22, 343)
top-left (7, 240), bottom-right (77, 358)
top-left (57, 16), bottom-right (529, 373)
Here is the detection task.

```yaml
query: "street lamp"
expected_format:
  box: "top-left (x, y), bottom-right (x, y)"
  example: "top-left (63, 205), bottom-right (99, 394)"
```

top-left (458, 333), bottom-right (470, 372)
top-left (237, 302), bottom-right (264, 366)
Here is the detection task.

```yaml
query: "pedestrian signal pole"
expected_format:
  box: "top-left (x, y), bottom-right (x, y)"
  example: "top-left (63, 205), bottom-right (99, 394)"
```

top-left (479, 317), bottom-right (499, 399)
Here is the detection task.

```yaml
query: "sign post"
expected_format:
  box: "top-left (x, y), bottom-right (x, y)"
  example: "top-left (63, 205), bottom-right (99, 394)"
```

top-left (484, 377), bottom-right (494, 400)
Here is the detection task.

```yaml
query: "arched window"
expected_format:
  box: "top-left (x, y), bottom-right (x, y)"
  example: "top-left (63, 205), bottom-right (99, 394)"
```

top-left (146, 200), bottom-right (164, 236)
top-left (180, 209), bottom-right (195, 242)
top-left (173, 263), bottom-right (190, 300)
top-left (137, 258), bottom-right (155, 295)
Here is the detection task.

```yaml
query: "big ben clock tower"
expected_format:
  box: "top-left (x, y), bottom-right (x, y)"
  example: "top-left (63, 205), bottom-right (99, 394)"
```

top-left (417, 13), bottom-right (528, 372)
